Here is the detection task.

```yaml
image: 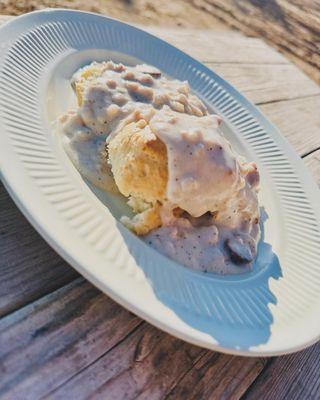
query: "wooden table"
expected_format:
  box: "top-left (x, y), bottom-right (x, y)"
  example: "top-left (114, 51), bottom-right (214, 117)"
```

top-left (1, 15), bottom-right (320, 400)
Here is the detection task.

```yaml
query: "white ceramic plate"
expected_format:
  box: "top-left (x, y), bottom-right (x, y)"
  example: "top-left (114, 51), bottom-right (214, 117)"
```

top-left (1, 9), bottom-right (319, 356)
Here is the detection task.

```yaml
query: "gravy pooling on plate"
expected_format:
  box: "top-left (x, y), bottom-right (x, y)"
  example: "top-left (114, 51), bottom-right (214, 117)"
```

top-left (59, 61), bottom-right (260, 274)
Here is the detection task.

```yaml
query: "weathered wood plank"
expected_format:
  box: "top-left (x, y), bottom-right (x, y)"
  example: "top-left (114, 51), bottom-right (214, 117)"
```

top-left (0, 183), bottom-right (79, 317)
top-left (304, 149), bottom-right (320, 186)
top-left (165, 352), bottom-right (267, 400)
top-left (45, 323), bottom-right (267, 400)
top-left (243, 343), bottom-right (320, 400)
top-left (259, 96), bottom-right (320, 157)
top-left (0, 279), bottom-right (141, 400)
top-left (0, 271), bottom-right (266, 400)
top-left (206, 63), bottom-right (320, 104)
top-left (144, 27), bottom-right (288, 64)
top-left (45, 324), bottom-right (205, 399)
top-left (191, 0), bottom-right (320, 84)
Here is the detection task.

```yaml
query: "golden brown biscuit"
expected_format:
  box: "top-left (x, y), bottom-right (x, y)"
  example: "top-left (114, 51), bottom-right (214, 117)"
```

top-left (73, 64), bottom-right (106, 106)
top-left (121, 202), bottom-right (162, 235)
top-left (107, 119), bottom-right (168, 204)
top-left (74, 80), bottom-right (85, 106)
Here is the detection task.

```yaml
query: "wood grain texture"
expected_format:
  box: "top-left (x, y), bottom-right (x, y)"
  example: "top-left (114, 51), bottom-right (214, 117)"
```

top-left (192, 0), bottom-right (320, 84)
top-left (304, 149), bottom-right (320, 186)
top-left (206, 63), bottom-right (320, 105)
top-left (0, 279), bottom-right (141, 400)
top-left (45, 323), bottom-right (205, 400)
top-left (0, 276), bottom-right (269, 400)
top-left (259, 96), bottom-right (320, 157)
top-left (165, 352), bottom-right (267, 400)
top-left (144, 27), bottom-right (288, 64)
top-left (44, 324), bottom-right (267, 400)
top-left (0, 183), bottom-right (79, 317)
top-left (243, 343), bottom-right (320, 400)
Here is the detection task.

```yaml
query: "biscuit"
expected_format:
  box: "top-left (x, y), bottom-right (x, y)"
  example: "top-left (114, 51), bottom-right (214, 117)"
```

top-left (108, 119), bottom-right (168, 204)
top-left (121, 202), bottom-right (162, 235)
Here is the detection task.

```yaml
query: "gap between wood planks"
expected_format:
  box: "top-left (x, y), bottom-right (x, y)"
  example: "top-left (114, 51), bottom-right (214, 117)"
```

top-left (43, 319), bottom-right (145, 399)
top-left (302, 146), bottom-right (320, 159)
top-left (255, 93), bottom-right (320, 107)
top-left (241, 341), bottom-right (320, 400)
top-left (43, 325), bottom-right (207, 399)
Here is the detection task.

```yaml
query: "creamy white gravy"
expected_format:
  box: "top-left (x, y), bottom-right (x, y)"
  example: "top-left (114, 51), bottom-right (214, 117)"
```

top-left (59, 111), bottom-right (118, 192)
top-left (145, 216), bottom-right (258, 274)
top-left (73, 60), bottom-right (207, 137)
top-left (149, 108), bottom-right (244, 218)
top-left (59, 61), bottom-right (260, 275)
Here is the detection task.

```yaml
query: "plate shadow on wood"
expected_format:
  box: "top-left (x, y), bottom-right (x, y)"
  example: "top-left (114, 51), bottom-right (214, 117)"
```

top-left (116, 208), bottom-right (282, 351)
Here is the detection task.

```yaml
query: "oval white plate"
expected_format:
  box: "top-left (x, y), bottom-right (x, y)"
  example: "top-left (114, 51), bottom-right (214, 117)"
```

top-left (1, 9), bottom-right (319, 356)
